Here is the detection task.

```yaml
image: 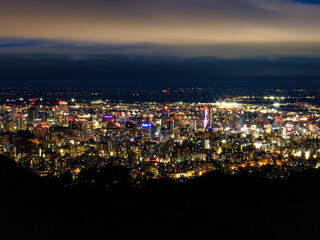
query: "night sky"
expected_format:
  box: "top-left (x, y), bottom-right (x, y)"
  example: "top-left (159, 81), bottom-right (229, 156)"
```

top-left (1, 0), bottom-right (320, 88)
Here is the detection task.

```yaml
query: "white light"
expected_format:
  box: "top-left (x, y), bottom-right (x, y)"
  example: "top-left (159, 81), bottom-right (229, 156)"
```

top-left (273, 103), bottom-right (280, 107)
top-left (214, 101), bottom-right (240, 109)
top-left (306, 151), bottom-right (310, 159)
top-left (254, 142), bottom-right (263, 149)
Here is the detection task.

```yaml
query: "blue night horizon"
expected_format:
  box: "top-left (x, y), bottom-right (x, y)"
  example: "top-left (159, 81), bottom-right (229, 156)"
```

top-left (288, 0), bottom-right (320, 3)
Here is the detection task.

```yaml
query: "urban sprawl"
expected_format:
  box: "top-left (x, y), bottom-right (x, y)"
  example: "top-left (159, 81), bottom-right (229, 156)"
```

top-left (1, 89), bottom-right (319, 184)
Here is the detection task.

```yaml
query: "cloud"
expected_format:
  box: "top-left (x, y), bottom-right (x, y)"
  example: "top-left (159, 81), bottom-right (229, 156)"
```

top-left (1, 0), bottom-right (319, 88)
top-left (1, 39), bottom-right (320, 59)
top-left (0, 0), bottom-right (320, 46)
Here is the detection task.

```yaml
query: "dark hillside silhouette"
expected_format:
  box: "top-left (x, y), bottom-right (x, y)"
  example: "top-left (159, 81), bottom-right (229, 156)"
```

top-left (1, 154), bottom-right (320, 239)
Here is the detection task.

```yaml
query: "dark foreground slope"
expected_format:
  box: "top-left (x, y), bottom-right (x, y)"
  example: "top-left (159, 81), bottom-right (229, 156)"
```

top-left (1, 154), bottom-right (320, 240)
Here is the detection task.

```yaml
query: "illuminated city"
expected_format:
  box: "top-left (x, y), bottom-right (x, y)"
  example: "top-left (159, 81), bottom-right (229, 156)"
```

top-left (1, 88), bottom-right (320, 184)
top-left (2, 0), bottom-right (320, 238)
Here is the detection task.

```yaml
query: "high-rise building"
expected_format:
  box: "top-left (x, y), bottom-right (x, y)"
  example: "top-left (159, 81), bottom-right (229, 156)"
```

top-left (5, 119), bottom-right (15, 132)
top-left (35, 123), bottom-right (49, 140)
top-left (81, 120), bottom-right (93, 142)
top-left (203, 106), bottom-right (208, 128)
top-left (58, 101), bottom-right (68, 123)
top-left (236, 116), bottom-right (244, 130)
top-left (190, 120), bottom-right (197, 131)
top-left (202, 139), bottom-right (210, 150)
top-left (16, 115), bottom-right (27, 131)
top-left (27, 107), bottom-right (38, 124)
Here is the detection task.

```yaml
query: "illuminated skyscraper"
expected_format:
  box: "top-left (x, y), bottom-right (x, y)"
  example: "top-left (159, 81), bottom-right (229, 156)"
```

top-left (27, 107), bottom-right (38, 124)
top-left (203, 106), bottom-right (208, 128)
top-left (202, 139), bottom-right (210, 150)
top-left (35, 123), bottom-right (49, 140)
top-left (190, 120), bottom-right (196, 131)
top-left (5, 119), bottom-right (15, 132)
top-left (236, 116), bottom-right (243, 130)
top-left (16, 115), bottom-right (27, 131)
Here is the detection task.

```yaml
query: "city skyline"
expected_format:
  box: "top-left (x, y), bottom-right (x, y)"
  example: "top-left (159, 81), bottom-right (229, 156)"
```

top-left (1, 88), bottom-right (319, 182)
top-left (2, 2), bottom-right (320, 239)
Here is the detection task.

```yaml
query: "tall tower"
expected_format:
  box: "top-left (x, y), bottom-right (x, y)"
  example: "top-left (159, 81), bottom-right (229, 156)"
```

top-left (203, 106), bottom-right (208, 128)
